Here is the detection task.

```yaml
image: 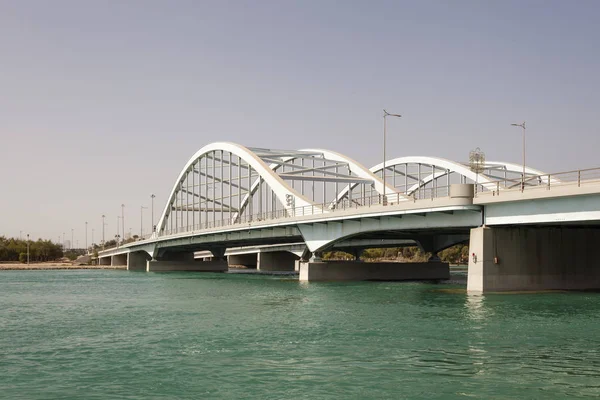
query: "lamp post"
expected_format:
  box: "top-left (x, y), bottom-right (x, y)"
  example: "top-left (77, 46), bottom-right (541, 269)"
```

top-left (71, 229), bottom-right (74, 250)
top-left (511, 121), bottom-right (526, 191)
top-left (85, 221), bottom-right (88, 253)
top-left (117, 216), bottom-right (121, 246)
top-left (26, 233), bottom-right (30, 265)
top-left (383, 109), bottom-right (401, 205)
top-left (151, 194), bottom-right (156, 233)
top-left (121, 204), bottom-right (125, 243)
top-left (101, 214), bottom-right (106, 250)
top-left (91, 229), bottom-right (94, 250)
top-left (62, 232), bottom-right (65, 248)
top-left (141, 205), bottom-right (148, 239)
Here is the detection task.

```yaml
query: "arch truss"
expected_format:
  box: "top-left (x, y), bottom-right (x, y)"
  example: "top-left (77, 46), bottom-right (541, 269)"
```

top-left (157, 142), bottom-right (396, 236)
top-left (334, 156), bottom-right (554, 205)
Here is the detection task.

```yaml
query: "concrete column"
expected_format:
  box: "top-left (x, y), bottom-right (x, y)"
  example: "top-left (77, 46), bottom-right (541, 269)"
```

top-left (127, 252), bottom-right (148, 271)
top-left (98, 257), bottom-right (111, 266)
top-left (228, 253), bottom-right (258, 268)
top-left (299, 261), bottom-right (449, 282)
top-left (111, 254), bottom-right (127, 267)
top-left (257, 251), bottom-right (299, 271)
top-left (146, 260), bottom-right (228, 272)
top-left (468, 226), bottom-right (600, 293)
top-left (148, 250), bottom-right (228, 272)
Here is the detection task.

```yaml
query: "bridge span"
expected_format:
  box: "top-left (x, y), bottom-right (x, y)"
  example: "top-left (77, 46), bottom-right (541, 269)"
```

top-left (98, 142), bottom-right (600, 293)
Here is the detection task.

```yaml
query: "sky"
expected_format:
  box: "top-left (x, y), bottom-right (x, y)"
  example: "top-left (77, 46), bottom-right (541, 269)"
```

top-left (1, 0), bottom-right (599, 245)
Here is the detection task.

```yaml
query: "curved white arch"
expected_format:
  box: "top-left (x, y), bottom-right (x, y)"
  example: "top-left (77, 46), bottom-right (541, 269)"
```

top-left (403, 160), bottom-right (554, 194)
top-left (371, 156), bottom-right (497, 190)
top-left (334, 156), bottom-right (498, 203)
top-left (301, 148), bottom-right (402, 198)
top-left (234, 148), bottom-right (406, 220)
top-left (156, 142), bottom-right (319, 233)
top-left (486, 161), bottom-right (559, 185)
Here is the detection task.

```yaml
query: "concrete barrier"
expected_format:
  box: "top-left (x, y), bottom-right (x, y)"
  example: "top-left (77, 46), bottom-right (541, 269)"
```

top-left (299, 261), bottom-right (449, 282)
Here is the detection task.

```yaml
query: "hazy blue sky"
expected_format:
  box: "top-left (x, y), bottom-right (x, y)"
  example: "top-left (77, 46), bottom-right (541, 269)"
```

top-left (1, 0), bottom-right (599, 244)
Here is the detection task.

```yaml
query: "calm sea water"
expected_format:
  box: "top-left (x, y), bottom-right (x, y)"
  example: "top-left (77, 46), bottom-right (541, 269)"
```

top-left (1, 270), bottom-right (599, 399)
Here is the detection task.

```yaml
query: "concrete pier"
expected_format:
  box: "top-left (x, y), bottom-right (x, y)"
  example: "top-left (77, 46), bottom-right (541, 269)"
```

top-left (468, 226), bottom-right (600, 292)
top-left (228, 253), bottom-right (257, 268)
top-left (99, 257), bottom-right (111, 266)
top-left (146, 260), bottom-right (228, 272)
top-left (299, 261), bottom-right (449, 282)
top-left (111, 254), bottom-right (127, 267)
top-left (257, 251), bottom-right (299, 271)
top-left (127, 252), bottom-right (148, 271)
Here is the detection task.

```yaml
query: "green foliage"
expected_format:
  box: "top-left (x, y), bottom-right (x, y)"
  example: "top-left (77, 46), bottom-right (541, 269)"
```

top-left (0, 236), bottom-right (63, 262)
top-left (64, 251), bottom-right (78, 261)
top-left (19, 253), bottom-right (27, 263)
top-left (322, 251), bottom-right (353, 260)
top-left (359, 246), bottom-right (431, 262)
top-left (437, 244), bottom-right (469, 265)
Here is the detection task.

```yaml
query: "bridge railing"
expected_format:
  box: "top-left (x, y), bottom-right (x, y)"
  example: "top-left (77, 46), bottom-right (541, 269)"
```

top-left (158, 185), bottom-right (455, 237)
top-left (475, 166), bottom-right (600, 197)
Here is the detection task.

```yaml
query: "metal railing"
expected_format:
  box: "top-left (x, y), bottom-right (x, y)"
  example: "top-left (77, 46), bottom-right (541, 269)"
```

top-left (128, 165), bottom-right (600, 243)
top-left (475, 166), bottom-right (600, 197)
top-left (158, 185), bottom-right (454, 238)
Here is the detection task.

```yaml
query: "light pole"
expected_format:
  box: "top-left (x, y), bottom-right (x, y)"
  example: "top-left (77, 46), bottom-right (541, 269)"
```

top-left (102, 214), bottom-right (106, 250)
top-left (121, 204), bottom-right (125, 243)
top-left (383, 109), bottom-right (401, 204)
top-left (151, 194), bottom-right (156, 233)
top-left (141, 205), bottom-right (148, 239)
top-left (85, 221), bottom-right (88, 253)
top-left (117, 216), bottom-right (121, 246)
top-left (91, 229), bottom-right (94, 250)
top-left (71, 229), bottom-right (74, 250)
top-left (26, 233), bottom-right (30, 265)
top-left (62, 232), bottom-right (65, 248)
top-left (511, 121), bottom-right (526, 190)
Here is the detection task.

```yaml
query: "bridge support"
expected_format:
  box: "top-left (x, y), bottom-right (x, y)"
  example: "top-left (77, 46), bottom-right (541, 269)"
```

top-left (228, 254), bottom-right (258, 268)
top-left (98, 257), bottom-right (111, 266)
top-left (147, 250), bottom-right (227, 272)
top-left (111, 254), bottom-right (127, 267)
top-left (299, 261), bottom-right (449, 282)
top-left (468, 226), bottom-right (600, 292)
top-left (127, 252), bottom-right (149, 271)
top-left (257, 251), bottom-right (299, 271)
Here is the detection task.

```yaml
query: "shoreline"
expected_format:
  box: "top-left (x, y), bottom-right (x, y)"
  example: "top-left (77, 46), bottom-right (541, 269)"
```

top-left (0, 263), bottom-right (126, 271)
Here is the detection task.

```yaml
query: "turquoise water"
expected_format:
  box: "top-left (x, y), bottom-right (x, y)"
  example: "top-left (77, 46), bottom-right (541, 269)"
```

top-left (1, 270), bottom-right (599, 399)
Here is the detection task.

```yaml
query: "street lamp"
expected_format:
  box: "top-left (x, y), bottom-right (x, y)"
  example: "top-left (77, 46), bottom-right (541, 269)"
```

top-left (511, 121), bottom-right (526, 190)
top-left (26, 233), bottom-right (30, 265)
top-left (383, 109), bottom-right (401, 205)
top-left (121, 204), bottom-right (125, 243)
top-left (71, 229), bottom-right (74, 250)
top-left (151, 194), bottom-right (156, 234)
top-left (117, 216), bottom-right (121, 245)
top-left (85, 221), bottom-right (88, 253)
top-left (141, 205), bottom-right (148, 239)
top-left (102, 214), bottom-right (106, 250)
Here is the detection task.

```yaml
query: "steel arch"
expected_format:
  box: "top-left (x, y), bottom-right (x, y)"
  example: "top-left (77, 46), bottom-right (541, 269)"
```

top-left (156, 142), bottom-right (317, 234)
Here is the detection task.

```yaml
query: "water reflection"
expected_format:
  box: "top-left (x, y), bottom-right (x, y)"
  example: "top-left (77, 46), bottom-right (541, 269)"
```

top-left (465, 293), bottom-right (489, 321)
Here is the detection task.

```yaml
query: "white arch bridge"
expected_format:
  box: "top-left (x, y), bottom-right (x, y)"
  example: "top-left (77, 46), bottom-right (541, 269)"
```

top-left (98, 142), bottom-right (600, 292)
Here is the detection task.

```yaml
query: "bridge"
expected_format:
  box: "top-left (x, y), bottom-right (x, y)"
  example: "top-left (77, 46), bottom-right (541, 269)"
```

top-left (98, 142), bottom-right (600, 293)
